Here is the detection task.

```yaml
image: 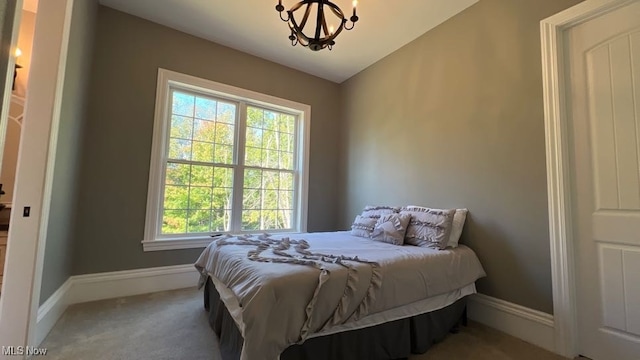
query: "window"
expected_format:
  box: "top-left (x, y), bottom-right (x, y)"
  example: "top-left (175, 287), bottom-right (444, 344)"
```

top-left (143, 69), bottom-right (310, 251)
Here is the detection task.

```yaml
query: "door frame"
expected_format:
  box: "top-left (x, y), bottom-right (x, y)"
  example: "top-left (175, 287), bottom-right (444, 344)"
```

top-left (0, 0), bottom-right (73, 352)
top-left (541, 0), bottom-right (639, 357)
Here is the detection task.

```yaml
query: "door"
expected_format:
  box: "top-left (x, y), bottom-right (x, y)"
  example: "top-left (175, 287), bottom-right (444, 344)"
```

top-left (565, 1), bottom-right (640, 359)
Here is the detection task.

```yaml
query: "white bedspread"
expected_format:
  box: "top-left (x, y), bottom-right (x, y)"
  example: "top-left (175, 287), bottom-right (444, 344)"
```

top-left (195, 231), bottom-right (486, 360)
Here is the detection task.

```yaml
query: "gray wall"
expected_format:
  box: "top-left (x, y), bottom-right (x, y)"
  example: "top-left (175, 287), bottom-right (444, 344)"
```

top-left (339, 0), bottom-right (581, 314)
top-left (72, 7), bottom-right (342, 275)
top-left (40, 0), bottom-right (98, 304)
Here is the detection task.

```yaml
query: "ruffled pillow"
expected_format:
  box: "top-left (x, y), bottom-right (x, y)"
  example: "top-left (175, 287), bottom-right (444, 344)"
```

top-left (350, 215), bottom-right (377, 238)
top-left (401, 206), bottom-right (456, 249)
top-left (371, 213), bottom-right (411, 245)
top-left (360, 205), bottom-right (400, 219)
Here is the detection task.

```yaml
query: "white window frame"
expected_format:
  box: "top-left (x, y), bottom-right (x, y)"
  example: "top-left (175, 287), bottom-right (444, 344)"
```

top-left (142, 69), bottom-right (310, 251)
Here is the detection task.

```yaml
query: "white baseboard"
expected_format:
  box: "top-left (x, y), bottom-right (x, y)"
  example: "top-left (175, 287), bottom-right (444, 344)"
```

top-left (468, 293), bottom-right (556, 353)
top-left (68, 264), bottom-right (199, 304)
top-left (35, 278), bottom-right (72, 346)
top-left (35, 264), bottom-right (199, 345)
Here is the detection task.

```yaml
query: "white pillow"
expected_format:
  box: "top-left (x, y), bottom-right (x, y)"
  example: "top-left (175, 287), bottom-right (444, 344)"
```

top-left (447, 209), bottom-right (468, 248)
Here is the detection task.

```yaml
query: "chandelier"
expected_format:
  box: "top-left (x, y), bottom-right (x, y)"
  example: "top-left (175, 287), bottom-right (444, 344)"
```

top-left (275, 0), bottom-right (359, 51)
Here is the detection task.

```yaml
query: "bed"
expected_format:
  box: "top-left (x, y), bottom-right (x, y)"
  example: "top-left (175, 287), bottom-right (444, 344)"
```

top-left (195, 230), bottom-right (486, 360)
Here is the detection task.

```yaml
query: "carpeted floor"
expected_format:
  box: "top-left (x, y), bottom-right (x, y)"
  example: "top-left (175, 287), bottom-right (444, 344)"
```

top-left (41, 288), bottom-right (570, 360)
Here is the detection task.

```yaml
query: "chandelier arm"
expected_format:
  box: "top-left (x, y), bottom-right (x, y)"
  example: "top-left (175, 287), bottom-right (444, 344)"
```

top-left (299, 3), bottom-right (312, 30)
top-left (314, 2), bottom-right (325, 40)
top-left (344, 20), bottom-right (355, 31)
top-left (321, 12), bottom-right (330, 38)
top-left (279, 12), bottom-right (290, 22)
top-left (325, 2), bottom-right (345, 20)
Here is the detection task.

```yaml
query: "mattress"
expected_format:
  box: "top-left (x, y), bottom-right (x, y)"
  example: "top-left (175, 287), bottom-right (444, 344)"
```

top-left (195, 231), bottom-right (486, 360)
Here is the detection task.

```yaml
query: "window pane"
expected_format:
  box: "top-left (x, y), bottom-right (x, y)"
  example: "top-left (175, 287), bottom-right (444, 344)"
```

top-left (189, 187), bottom-right (213, 209)
top-left (172, 92), bottom-right (195, 117)
top-left (263, 111), bottom-right (278, 131)
top-left (214, 144), bottom-right (233, 164)
top-left (245, 146), bottom-right (262, 167)
top-left (280, 133), bottom-right (294, 153)
top-left (187, 210), bottom-right (211, 233)
top-left (279, 152), bottom-right (293, 170)
top-left (170, 115), bottom-right (193, 139)
top-left (242, 210), bottom-right (261, 231)
top-left (262, 150), bottom-right (279, 169)
top-left (247, 107), bottom-right (263, 128)
top-left (191, 165), bottom-right (213, 186)
top-left (263, 130), bottom-right (278, 150)
top-left (244, 169), bottom-right (262, 189)
top-left (263, 171), bottom-right (279, 189)
top-left (192, 141), bottom-right (214, 163)
top-left (168, 139), bottom-right (191, 160)
top-left (162, 210), bottom-right (187, 234)
top-left (166, 163), bottom-right (190, 185)
top-left (212, 188), bottom-right (233, 210)
top-left (243, 189), bottom-right (261, 210)
top-left (217, 102), bottom-right (236, 124)
top-left (193, 119), bottom-right (216, 142)
top-left (215, 123), bottom-right (235, 146)
top-left (263, 189), bottom-right (278, 208)
top-left (279, 190), bottom-right (294, 210)
top-left (279, 114), bottom-right (296, 134)
top-left (278, 209), bottom-right (293, 229)
top-left (164, 185), bottom-right (189, 210)
top-left (279, 172), bottom-right (293, 190)
top-left (262, 210), bottom-right (278, 230)
top-left (213, 167), bottom-right (233, 188)
top-left (245, 127), bottom-right (262, 148)
top-left (212, 209), bottom-right (231, 232)
top-left (195, 97), bottom-right (217, 120)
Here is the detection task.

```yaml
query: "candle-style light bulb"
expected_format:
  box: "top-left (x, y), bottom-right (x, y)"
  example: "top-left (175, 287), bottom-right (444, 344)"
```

top-left (329, 25), bottom-right (335, 35)
top-left (352, 0), bottom-right (357, 16)
top-left (15, 48), bottom-right (22, 57)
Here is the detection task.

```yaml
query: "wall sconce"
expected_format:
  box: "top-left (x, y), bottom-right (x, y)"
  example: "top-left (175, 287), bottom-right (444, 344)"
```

top-left (13, 48), bottom-right (22, 91)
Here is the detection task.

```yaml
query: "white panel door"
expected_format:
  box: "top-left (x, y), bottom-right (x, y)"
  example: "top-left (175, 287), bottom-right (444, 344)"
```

top-left (566, 1), bottom-right (640, 359)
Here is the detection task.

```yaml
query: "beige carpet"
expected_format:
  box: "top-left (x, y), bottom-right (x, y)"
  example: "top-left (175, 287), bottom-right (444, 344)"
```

top-left (42, 288), bottom-right (570, 360)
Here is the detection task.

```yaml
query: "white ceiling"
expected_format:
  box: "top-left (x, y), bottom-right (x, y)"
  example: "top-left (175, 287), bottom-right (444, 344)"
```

top-left (98, 0), bottom-right (479, 83)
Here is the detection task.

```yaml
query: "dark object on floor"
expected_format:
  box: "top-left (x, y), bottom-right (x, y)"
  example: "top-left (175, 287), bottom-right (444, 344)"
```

top-left (204, 276), bottom-right (467, 360)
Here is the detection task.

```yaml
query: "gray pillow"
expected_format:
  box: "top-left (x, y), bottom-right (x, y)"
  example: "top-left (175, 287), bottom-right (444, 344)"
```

top-left (371, 213), bottom-right (411, 245)
top-left (360, 205), bottom-right (400, 219)
top-left (401, 207), bottom-right (456, 249)
top-left (350, 215), bottom-right (377, 238)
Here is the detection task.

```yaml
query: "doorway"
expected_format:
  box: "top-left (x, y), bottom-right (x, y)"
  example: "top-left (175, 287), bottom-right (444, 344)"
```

top-left (0, 0), bottom-right (74, 353)
top-left (0, 0), bottom-right (36, 296)
top-left (541, 0), bottom-right (640, 359)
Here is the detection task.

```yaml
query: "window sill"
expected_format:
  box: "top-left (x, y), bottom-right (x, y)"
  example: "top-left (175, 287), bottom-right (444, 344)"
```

top-left (142, 237), bottom-right (216, 252)
top-left (142, 231), bottom-right (304, 252)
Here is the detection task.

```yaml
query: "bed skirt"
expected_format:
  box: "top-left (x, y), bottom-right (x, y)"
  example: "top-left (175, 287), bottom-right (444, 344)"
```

top-left (204, 277), bottom-right (467, 360)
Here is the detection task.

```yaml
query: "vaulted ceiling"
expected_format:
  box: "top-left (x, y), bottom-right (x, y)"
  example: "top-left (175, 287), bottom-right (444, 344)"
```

top-left (98, 0), bottom-right (479, 83)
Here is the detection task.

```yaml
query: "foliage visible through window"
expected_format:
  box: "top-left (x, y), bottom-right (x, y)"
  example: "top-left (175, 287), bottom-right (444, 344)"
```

top-left (160, 90), bottom-right (297, 235)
